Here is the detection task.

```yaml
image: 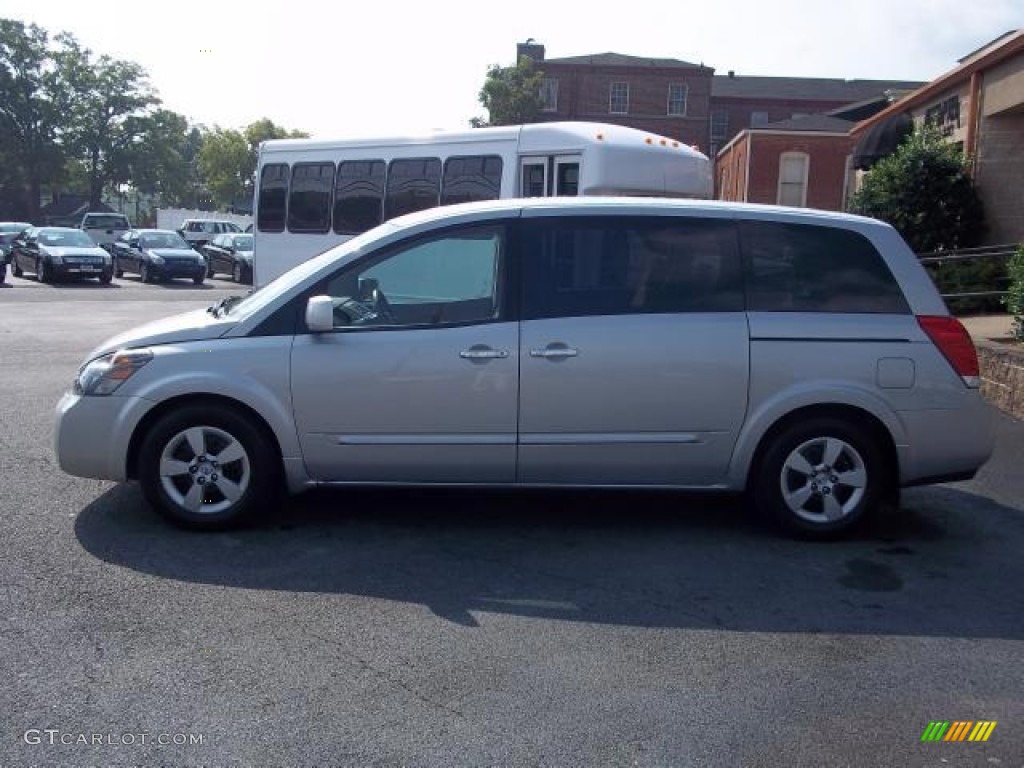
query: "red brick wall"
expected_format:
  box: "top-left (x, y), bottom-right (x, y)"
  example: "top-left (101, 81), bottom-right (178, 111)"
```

top-left (536, 63), bottom-right (714, 150)
top-left (715, 135), bottom-right (750, 202)
top-left (711, 97), bottom-right (858, 147)
top-left (745, 133), bottom-right (855, 210)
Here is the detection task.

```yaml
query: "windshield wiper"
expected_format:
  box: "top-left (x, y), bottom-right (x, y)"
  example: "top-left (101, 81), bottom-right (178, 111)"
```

top-left (206, 295), bottom-right (244, 318)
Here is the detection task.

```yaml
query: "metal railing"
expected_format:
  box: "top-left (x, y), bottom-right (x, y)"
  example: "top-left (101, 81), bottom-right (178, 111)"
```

top-left (916, 243), bottom-right (1019, 309)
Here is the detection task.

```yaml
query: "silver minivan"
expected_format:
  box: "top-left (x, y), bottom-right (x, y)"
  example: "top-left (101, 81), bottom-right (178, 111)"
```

top-left (55, 198), bottom-right (994, 537)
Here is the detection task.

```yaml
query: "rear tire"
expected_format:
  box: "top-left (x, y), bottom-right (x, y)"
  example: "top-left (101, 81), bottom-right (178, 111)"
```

top-left (752, 417), bottom-right (884, 539)
top-left (137, 405), bottom-right (281, 530)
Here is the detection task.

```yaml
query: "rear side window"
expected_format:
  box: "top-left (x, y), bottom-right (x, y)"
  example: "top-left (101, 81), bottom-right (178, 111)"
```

top-left (385, 158), bottom-right (441, 220)
top-left (741, 221), bottom-right (909, 314)
top-left (288, 162), bottom-right (334, 233)
top-left (522, 216), bottom-right (743, 320)
top-left (334, 160), bottom-right (386, 235)
top-left (258, 163), bottom-right (289, 232)
top-left (441, 155), bottom-right (503, 205)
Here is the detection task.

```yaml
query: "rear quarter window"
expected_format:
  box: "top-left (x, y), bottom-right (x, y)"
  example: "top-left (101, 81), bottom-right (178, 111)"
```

top-left (740, 221), bottom-right (910, 314)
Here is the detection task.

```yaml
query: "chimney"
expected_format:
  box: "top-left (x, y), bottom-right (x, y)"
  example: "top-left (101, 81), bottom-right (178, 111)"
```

top-left (517, 39), bottom-right (546, 63)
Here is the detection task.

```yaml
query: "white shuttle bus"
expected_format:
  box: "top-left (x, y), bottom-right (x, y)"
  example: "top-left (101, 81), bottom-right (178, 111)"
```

top-left (252, 121), bottom-right (712, 286)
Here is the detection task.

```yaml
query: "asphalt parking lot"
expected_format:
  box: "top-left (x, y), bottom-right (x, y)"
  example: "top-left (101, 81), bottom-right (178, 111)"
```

top-left (1, 276), bottom-right (1022, 767)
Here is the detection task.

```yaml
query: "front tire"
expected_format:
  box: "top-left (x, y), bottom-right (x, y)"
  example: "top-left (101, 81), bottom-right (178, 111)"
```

top-left (753, 417), bottom-right (884, 539)
top-left (141, 262), bottom-right (152, 284)
top-left (37, 258), bottom-right (50, 283)
top-left (114, 257), bottom-right (123, 278)
top-left (138, 405), bottom-right (280, 530)
top-left (233, 262), bottom-right (242, 282)
top-left (12, 257), bottom-right (23, 277)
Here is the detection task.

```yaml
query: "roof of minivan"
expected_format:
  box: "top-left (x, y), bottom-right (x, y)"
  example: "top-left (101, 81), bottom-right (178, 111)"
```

top-left (386, 196), bottom-right (886, 231)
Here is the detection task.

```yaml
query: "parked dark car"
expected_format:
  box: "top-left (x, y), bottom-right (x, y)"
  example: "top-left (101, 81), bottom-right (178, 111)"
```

top-left (10, 227), bottom-right (113, 283)
top-left (113, 229), bottom-right (207, 284)
top-left (0, 222), bottom-right (32, 264)
top-left (202, 233), bottom-right (254, 283)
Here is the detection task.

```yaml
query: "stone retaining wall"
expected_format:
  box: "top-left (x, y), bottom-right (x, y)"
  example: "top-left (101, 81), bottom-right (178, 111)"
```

top-left (977, 340), bottom-right (1024, 420)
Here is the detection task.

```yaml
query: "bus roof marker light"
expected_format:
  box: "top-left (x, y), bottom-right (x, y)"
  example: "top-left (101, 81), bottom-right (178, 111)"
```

top-left (596, 133), bottom-right (604, 140)
top-left (660, 139), bottom-right (667, 146)
top-left (645, 137), bottom-right (653, 145)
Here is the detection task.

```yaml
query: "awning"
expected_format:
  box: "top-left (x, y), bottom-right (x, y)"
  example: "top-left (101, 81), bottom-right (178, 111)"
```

top-left (851, 112), bottom-right (914, 170)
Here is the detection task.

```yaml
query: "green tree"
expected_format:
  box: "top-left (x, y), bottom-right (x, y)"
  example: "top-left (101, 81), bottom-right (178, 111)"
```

top-left (127, 109), bottom-right (197, 207)
top-left (472, 55), bottom-right (543, 127)
top-left (0, 19), bottom-right (67, 219)
top-left (848, 125), bottom-right (985, 253)
top-left (196, 119), bottom-right (308, 210)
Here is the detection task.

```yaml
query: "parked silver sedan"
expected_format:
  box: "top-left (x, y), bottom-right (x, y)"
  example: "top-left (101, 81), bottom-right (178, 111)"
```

top-left (54, 198), bottom-right (994, 538)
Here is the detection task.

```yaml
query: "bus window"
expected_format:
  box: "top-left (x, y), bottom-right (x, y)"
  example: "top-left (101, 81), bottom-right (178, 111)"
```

top-left (385, 158), bottom-right (441, 220)
top-left (521, 160), bottom-right (547, 197)
top-left (441, 155), bottom-right (503, 205)
top-left (555, 160), bottom-right (580, 196)
top-left (288, 163), bottom-right (335, 233)
top-left (258, 163), bottom-right (289, 232)
top-left (334, 160), bottom-right (386, 235)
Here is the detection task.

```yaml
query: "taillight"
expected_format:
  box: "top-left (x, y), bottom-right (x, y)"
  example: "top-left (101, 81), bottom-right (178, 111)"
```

top-left (917, 315), bottom-right (980, 387)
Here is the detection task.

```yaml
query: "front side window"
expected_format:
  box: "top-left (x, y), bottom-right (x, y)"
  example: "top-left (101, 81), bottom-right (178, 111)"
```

top-left (741, 221), bottom-right (909, 314)
top-left (288, 162), bottom-right (334, 233)
top-left (668, 84), bottom-right (687, 116)
top-left (323, 225), bottom-right (503, 329)
top-left (385, 158), bottom-right (441, 220)
top-left (441, 155), bottom-right (503, 206)
top-left (609, 82), bottom-right (629, 114)
top-left (334, 160), bottom-right (386, 235)
top-left (540, 78), bottom-right (559, 112)
top-left (522, 217), bottom-right (743, 320)
top-left (257, 164), bottom-right (289, 232)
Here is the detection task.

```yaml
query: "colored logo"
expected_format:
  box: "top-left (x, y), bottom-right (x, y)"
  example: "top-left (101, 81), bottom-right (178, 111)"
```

top-left (921, 721), bottom-right (997, 742)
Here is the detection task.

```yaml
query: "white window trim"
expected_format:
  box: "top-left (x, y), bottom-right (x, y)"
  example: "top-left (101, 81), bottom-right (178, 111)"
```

top-left (667, 84), bottom-right (688, 116)
top-left (609, 82), bottom-right (629, 115)
top-left (777, 151), bottom-right (810, 207)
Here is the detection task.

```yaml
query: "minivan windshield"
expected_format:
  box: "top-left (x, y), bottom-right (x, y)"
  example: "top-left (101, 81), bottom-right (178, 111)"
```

top-left (225, 223), bottom-right (398, 320)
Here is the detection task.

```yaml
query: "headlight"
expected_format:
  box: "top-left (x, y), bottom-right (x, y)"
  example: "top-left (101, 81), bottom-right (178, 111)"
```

top-left (149, 253), bottom-right (164, 265)
top-left (74, 349), bottom-right (153, 396)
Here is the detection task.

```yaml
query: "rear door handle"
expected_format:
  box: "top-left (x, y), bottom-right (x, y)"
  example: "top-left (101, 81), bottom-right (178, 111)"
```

top-left (529, 345), bottom-right (579, 359)
top-left (460, 346), bottom-right (509, 360)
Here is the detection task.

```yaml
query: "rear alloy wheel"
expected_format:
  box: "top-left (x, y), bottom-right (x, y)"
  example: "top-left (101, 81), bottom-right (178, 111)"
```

top-left (753, 417), bottom-right (884, 539)
top-left (138, 405), bottom-right (280, 529)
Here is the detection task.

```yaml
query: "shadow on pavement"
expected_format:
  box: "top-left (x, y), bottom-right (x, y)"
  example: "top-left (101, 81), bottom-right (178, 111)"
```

top-left (74, 483), bottom-right (1024, 638)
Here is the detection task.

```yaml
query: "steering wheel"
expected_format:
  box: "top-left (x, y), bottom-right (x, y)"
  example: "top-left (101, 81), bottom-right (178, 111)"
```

top-left (368, 286), bottom-right (395, 324)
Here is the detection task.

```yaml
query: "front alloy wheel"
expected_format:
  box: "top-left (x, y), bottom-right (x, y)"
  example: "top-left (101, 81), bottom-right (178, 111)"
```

top-left (138, 405), bottom-right (280, 529)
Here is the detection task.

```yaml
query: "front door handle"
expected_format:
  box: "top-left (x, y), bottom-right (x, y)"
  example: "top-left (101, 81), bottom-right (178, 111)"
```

top-left (460, 346), bottom-right (509, 360)
top-left (529, 344), bottom-right (579, 359)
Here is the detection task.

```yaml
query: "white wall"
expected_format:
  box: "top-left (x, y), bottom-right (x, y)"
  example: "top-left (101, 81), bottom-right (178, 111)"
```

top-left (156, 208), bottom-right (253, 231)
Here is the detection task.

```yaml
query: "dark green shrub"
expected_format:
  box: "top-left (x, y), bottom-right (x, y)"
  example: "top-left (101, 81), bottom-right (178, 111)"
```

top-left (1007, 245), bottom-right (1024, 341)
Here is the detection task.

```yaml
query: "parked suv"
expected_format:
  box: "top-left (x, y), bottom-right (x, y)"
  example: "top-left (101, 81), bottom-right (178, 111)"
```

top-left (178, 219), bottom-right (242, 251)
top-left (80, 212), bottom-right (131, 253)
top-left (54, 198), bottom-right (993, 537)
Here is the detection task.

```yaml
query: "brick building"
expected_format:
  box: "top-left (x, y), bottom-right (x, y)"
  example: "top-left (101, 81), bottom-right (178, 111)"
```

top-left (850, 30), bottom-right (1024, 244)
top-left (716, 116), bottom-right (855, 210)
top-left (517, 41), bottom-right (921, 161)
top-left (518, 42), bottom-right (715, 151)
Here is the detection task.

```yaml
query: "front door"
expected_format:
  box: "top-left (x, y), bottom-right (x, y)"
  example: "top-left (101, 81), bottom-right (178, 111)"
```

top-left (516, 214), bottom-right (750, 486)
top-left (290, 222), bottom-right (518, 483)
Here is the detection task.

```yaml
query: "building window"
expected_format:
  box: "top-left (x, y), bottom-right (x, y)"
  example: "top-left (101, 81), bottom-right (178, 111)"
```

top-left (711, 109), bottom-right (729, 140)
top-left (751, 111), bottom-right (770, 128)
top-left (777, 152), bottom-right (809, 207)
top-left (540, 78), bottom-right (559, 112)
top-left (667, 84), bottom-right (687, 116)
top-left (609, 82), bottom-right (629, 114)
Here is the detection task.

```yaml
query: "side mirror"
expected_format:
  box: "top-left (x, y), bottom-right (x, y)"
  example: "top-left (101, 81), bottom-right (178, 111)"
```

top-left (305, 295), bottom-right (335, 333)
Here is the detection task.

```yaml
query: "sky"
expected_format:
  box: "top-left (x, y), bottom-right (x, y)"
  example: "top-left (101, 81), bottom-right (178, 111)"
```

top-left (1, 0), bottom-right (1020, 139)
